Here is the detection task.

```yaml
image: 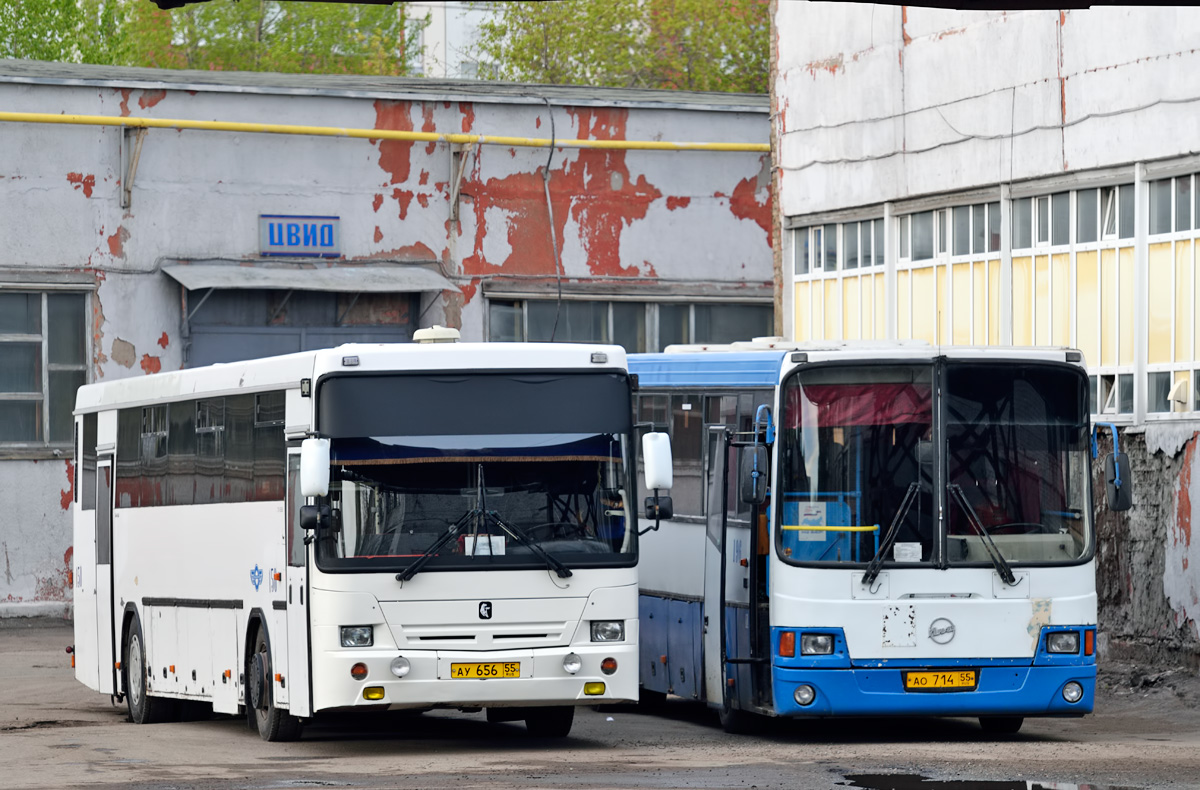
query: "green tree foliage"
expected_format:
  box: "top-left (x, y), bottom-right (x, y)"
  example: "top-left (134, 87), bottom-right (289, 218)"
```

top-left (1, 0), bottom-right (425, 76)
top-left (1, 0), bottom-right (85, 61)
top-left (474, 0), bottom-right (769, 93)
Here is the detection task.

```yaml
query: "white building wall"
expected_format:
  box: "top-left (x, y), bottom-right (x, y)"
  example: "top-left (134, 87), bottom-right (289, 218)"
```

top-left (777, 3), bottom-right (1200, 216)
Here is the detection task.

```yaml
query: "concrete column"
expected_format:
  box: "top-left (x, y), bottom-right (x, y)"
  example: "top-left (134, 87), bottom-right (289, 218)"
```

top-left (884, 202), bottom-right (896, 340)
top-left (1000, 183), bottom-right (1013, 346)
top-left (1134, 162), bottom-right (1149, 424)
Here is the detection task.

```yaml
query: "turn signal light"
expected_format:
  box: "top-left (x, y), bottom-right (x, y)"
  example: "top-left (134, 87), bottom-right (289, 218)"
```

top-left (779, 631), bottom-right (795, 658)
top-left (583, 682), bottom-right (606, 695)
top-left (1084, 630), bottom-right (1095, 656)
top-left (351, 662), bottom-right (368, 680)
top-left (601, 657), bottom-right (618, 675)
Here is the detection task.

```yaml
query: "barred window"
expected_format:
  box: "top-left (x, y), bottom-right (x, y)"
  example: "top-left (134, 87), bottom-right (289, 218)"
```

top-left (0, 291), bottom-right (88, 447)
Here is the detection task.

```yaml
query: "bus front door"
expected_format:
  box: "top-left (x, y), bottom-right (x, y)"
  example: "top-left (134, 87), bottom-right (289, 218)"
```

top-left (96, 458), bottom-right (117, 695)
top-left (702, 427), bottom-right (728, 708)
top-left (284, 452), bottom-right (311, 717)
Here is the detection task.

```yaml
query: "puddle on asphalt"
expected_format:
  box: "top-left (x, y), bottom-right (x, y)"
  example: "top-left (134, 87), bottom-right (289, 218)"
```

top-left (842, 775), bottom-right (1144, 790)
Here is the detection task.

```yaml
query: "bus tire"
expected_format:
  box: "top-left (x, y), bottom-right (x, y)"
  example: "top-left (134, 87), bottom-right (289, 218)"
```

top-left (718, 695), bottom-right (756, 734)
top-left (248, 623), bottom-right (303, 742)
top-left (524, 706), bottom-right (574, 737)
top-left (979, 715), bottom-right (1024, 735)
top-left (124, 614), bottom-right (178, 725)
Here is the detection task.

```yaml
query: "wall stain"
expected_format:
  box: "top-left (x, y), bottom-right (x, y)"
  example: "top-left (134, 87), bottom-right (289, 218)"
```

top-left (110, 338), bottom-right (136, 368)
top-left (157, 331), bottom-right (169, 349)
top-left (106, 226), bottom-right (129, 258)
top-left (716, 156), bottom-right (773, 246)
top-left (60, 460), bottom-right (75, 512)
top-left (666, 196), bottom-right (691, 210)
top-left (138, 89), bottom-right (167, 109)
top-left (67, 173), bottom-right (95, 198)
top-left (461, 107), bottom-right (663, 279)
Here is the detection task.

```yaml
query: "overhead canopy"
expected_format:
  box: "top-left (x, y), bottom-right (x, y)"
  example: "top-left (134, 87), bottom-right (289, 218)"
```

top-left (162, 260), bottom-right (454, 293)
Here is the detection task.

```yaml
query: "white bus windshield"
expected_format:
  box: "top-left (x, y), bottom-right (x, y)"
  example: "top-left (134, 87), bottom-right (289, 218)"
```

top-left (776, 361), bottom-right (1092, 569)
top-left (313, 373), bottom-right (636, 572)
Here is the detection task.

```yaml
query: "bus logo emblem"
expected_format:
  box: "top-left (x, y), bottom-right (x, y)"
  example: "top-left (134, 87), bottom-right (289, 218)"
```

top-left (928, 618), bottom-right (955, 645)
top-left (251, 565), bottom-right (264, 592)
top-left (478, 602), bottom-right (493, 620)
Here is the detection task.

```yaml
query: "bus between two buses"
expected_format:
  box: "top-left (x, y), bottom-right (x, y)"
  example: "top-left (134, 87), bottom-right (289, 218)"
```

top-left (71, 336), bottom-right (656, 740)
top-left (629, 341), bottom-right (1131, 734)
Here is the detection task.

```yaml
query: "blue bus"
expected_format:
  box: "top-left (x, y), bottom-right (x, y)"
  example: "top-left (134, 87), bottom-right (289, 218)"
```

top-left (631, 342), bottom-right (1129, 734)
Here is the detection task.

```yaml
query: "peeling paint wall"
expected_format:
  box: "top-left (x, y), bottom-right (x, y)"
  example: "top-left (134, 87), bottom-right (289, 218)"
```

top-left (1096, 429), bottom-right (1200, 668)
top-left (0, 461), bottom-right (76, 617)
top-left (0, 65), bottom-right (771, 613)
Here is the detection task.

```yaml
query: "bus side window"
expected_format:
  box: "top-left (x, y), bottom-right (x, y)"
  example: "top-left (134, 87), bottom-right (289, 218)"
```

top-left (670, 392), bottom-right (703, 516)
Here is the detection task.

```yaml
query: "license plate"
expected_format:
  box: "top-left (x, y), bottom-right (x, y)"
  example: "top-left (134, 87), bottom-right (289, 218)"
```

top-left (904, 670), bottom-right (978, 691)
top-left (449, 662), bottom-right (520, 679)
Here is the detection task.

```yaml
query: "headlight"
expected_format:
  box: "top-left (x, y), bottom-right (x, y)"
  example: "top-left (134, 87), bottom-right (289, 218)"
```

top-left (800, 633), bottom-right (834, 655)
top-left (390, 656), bottom-right (411, 678)
top-left (591, 621), bottom-right (625, 642)
top-left (1047, 631), bottom-right (1080, 654)
top-left (562, 653), bottom-right (582, 674)
top-left (340, 625), bottom-right (374, 648)
top-left (1062, 681), bottom-right (1084, 703)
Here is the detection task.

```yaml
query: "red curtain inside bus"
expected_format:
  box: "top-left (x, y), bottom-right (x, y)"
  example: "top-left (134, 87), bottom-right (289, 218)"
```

top-left (784, 383), bottom-right (932, 428)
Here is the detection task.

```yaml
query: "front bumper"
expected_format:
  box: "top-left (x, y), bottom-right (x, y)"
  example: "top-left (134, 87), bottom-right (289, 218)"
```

top-left (772, 663), bottom-right (1096, 717)
top-left (311, 643), bottom-right (637, 712)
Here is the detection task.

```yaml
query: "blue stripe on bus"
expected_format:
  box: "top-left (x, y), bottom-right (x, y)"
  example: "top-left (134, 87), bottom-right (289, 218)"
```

top-left (769, 625), bottom-right (1096, 717)
top-left (628, 352), bottom-right (788, 388)
top-left (772, 665), bottom-right (1095, 717)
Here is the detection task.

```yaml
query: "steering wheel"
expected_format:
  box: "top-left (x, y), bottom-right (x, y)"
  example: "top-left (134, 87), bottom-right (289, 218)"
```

top-left (527, 521), bottom-right (589, 541)
top-left (986, 521), bottom-right (1057, 536)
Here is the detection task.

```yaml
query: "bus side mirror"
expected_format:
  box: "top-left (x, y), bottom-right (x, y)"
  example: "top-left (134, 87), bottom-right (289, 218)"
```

top-left (300, 437), bottom-right (330, 497)
top-left (300, 504), bottom-right (331, 531)
top-left (740, 445), bottom-right (768, 506)
top-left (1105, 452), bottom-right (1132, 511)
top-left (644, 495), bottom-right (673, 521)
top-left (642, 432), bottom-right (673, 491)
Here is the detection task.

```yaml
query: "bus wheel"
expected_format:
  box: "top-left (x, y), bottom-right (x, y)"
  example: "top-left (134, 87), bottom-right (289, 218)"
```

top-left (718, 694), bottom-right (756, 734)
top-left (979, 715), bottom-right (1024, 735)
top-left (524, 706), bottom-right (574, 737)
top-left (248, 624), bottom-right (303, 742)
top-left (124, 615), bottom-right (178, 724)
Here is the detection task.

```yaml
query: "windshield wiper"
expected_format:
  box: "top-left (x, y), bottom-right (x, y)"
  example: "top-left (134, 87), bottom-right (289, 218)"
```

top-left (396, 464), bottom-right (572, 582)
top-left (947, 483), bottom-right (1017, 586)
top-left (484, 511), bottom-right (573, 578)
top-left (862, 482), bottom-right (919, 588)
top-left (395, 507), bottom-right (476, 582)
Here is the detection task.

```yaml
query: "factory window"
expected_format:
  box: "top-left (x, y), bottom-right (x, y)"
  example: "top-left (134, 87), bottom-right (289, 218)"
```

top-left (0, 291), bottom-right (88, 450)
top-left (487, 299), bottom-right (771, 352)
top-left (792, 220), bottom-right (885, 344)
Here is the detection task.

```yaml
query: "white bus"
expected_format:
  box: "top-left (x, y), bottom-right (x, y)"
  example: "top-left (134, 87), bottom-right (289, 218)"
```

top-left (71, 337), bottom-right (648, 740)
top-left (630, 341), bottom-right (1131, 734)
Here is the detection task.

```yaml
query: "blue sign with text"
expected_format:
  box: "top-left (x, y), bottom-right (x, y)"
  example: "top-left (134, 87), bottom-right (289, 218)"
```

top-left (259, 214), bottom-right (340, 258)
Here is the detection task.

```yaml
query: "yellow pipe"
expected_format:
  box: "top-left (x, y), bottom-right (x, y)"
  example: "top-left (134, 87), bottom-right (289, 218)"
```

top-left (0, 110), bottom-right (769, 153)
top-left (781, 525), bottom-right (880, 532)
